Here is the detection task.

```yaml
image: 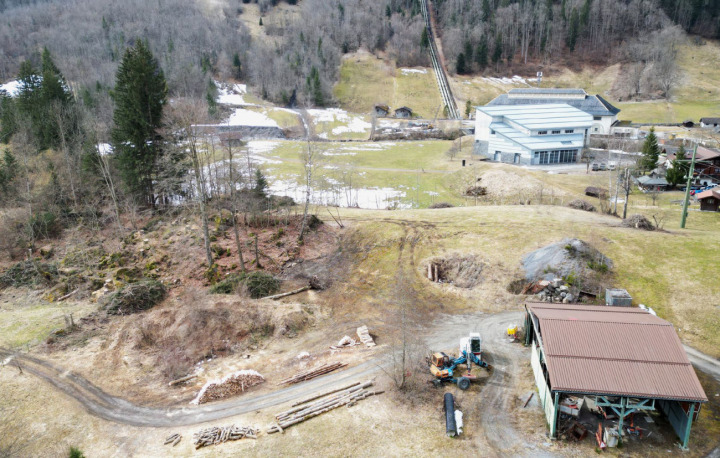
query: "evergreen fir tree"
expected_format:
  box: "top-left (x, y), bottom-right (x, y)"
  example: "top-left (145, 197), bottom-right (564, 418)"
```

top-left (456, 52), bottom-right (467, 74)
top-left (482, 0), bottom-right (491, 22)
top-left (0, 91), bottom-right (17, 143)
top-left (259, 17), bottom-right (263, 26)
top-left (567, 8), bottom-right (580, 51)
top-left (492, 34), bottom-right (503, 64)
top-left (232, 53), bottom-right (242, 79)
top-left (111, 40), bottom-right (168, 206)
top-left (475, 36), bottom-right (488, 69)
top-left (254, 169), bottom-right (268, 197)
top-left (386, 4), bottom-right (392, 18)
top-left (420, 28), bottom-right (430, 48)
top-left (665, 144), bottom-right (689, 187)
top-left (640, 127), bottom-right (661, 171)
top-left (206, 79), bottom-right (218, 117)
top-left (465, 100), bottom-right (473, 119)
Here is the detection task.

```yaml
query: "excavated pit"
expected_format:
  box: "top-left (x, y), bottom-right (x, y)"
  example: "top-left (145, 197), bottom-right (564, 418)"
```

top-left (424, 254), bottom-right (484, 288)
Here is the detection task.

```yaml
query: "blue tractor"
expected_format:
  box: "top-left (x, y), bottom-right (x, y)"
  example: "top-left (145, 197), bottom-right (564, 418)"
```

top-left (430, 333), bottom-right (490, 390)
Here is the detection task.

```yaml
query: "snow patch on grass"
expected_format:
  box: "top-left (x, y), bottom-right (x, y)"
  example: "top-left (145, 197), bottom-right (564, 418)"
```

top-left (225, 108), bottom-right (279, 127)
top-left (215, 81), bottom-right (249, 106)
top-left (400, 68), bottom-right (428, 75)
top-left (269, 178), bottom-right (408, 209)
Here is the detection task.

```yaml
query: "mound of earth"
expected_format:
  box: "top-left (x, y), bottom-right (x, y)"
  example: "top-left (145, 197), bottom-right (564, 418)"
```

top-left (479, 169), bottom-right (566, 199)
top-left (425, 254), bottom-right (484, 288)
top-left (522, 238), bottom-right (612, 282)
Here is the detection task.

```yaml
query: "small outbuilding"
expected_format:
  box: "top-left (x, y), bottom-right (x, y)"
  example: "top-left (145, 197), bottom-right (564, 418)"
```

top-left (394, 106), bottom-right (413, 118)
top-left (636, 175), bottom-right (669, 191)
top-left (524, 302), bottom-right (707, 449)
top-left (374, 104), bottom-right (390, 117)
top-left (700, 117), bottom-right (720, 129)
top-left (696, 188), bottom-right (720, 212)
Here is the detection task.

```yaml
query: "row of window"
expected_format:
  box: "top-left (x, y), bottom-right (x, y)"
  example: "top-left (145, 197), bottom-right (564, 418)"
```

top-left (534, 150), bottom-right (578, 164)
top-left (537, 129), bottom-right (574, 135)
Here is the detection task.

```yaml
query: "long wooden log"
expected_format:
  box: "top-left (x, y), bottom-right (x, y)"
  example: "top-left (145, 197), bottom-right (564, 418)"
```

top-left (291, 381), bottom-right (361, 407)
top-left (278, 362), bottom-right (347, 385)
top-left (168, 374), bottom-right (197, 386)
top-left (263, 285), bottom-right (311, 301)
top-left (277, 382), bottom-right (372, 419)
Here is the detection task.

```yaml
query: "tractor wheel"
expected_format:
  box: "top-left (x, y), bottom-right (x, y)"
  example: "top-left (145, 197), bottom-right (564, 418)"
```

top-left (457, 377), bottom-right (471, 390)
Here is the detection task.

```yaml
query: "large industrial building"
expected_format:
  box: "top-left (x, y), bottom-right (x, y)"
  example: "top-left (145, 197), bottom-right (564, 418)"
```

top-left (524, 302), bottom-right (707, 449)
top-left (486, 88), bottom-right (620, 134)
top-left (473, 104), bottom-right (592, 165)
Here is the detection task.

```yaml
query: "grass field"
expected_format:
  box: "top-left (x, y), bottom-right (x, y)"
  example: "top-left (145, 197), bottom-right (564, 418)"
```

top-left (333, 52), bottom-right (443, 118)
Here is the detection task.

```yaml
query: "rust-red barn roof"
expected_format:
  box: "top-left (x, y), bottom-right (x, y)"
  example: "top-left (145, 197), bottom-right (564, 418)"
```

top-left (527, 302), bottom-right (707, 402)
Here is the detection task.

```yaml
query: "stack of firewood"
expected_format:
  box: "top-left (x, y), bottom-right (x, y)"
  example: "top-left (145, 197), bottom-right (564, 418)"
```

top-left (278, 362), bottom-right (347, 385)
top-left (356, 325), bottom-right (376, 347)
top-left (191, 370), bottom-right (264, 405)
top-left (267, 380), bottom-right (382, 434)
top-left (193, 425), bottom-right (258, 449)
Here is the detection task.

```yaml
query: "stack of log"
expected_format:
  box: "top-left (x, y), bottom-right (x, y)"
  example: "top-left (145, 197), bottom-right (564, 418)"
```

top-left (278, 362), bottom-right (346, 385)
top-left (356, 325), bottom-right (376, 347)
top-left (191, 370), bottom-right (265, 405)
top-left (193, 425), bottom-right (258, 449)
top-left (268, 381), bottom-right (382, 434)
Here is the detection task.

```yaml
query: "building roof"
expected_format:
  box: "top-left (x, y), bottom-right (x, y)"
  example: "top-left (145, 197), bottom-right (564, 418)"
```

top-left (487, 88), bottom-right (620, 117)
top-left (696, 188), bottom-right (720, 200)
top-left (637, 175), bottom-right (668, 186)
top-left (667, 145), bottom-right (720, 162)
top-left (527, 302), bottom-right (707, 402)
top-left (700, 117), bottom-right (720, 124)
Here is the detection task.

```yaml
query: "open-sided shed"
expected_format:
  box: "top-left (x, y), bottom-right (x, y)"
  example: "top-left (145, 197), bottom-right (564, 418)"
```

top-left (524, 302), bottom-right (707, 449)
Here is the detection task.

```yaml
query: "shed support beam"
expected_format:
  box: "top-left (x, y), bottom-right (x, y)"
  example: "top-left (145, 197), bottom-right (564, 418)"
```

top-left (551, 392), bottom-right (560, 438)
top-left (682, 403), bottom-right (696, 450)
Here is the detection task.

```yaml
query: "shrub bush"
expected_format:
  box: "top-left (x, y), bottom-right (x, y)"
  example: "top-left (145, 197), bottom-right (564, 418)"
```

top-left (102, 280), bottom-right (167, 314)
top-left (0, 260), bottom-right (58, 288)
top-left (210, 273), bottom-right (243, 294)
top-left (244, 271), bottom-right (280, 298)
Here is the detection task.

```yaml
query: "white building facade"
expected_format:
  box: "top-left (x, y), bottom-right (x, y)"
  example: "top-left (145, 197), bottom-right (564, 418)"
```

top-left (474, 104), bottom-right (593, 165)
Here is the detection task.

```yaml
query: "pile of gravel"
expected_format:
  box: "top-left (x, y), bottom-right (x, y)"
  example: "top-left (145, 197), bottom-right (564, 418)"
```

top-left (522, 238), bottom-right (612, 282)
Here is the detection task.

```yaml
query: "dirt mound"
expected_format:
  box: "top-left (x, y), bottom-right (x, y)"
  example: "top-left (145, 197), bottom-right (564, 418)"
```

top-left (623, 214), bottom-right (655, 231)
top-left (522, 238), bottom-right (612, 282)
top-left (425, 254), bottom-right (484, 288)
top-left (120, 289), bottom-right (312, 379)
top-left (479, 169), bottom-right (566, 199)
top-left (429, 202), bottom-right (455, 209)
top-left (567, 199), bottom-right (596, 212)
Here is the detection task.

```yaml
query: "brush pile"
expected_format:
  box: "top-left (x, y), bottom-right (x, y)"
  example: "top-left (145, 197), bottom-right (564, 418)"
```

top-left (268, 381), bottom-right (382, 434)
top-left (567, 199), bottom-right (596, 212)
top-left (191, 370), bottom-right (265, 405)
top-left (278, 362), bottom-right (346, 385)
top-left (193, 425), bottom-right (258, 449)
top-left (622, 214), bottom-right (655, 231)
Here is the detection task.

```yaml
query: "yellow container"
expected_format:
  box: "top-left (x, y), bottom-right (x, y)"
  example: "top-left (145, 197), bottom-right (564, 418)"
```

top-left (507, 325), bottom-right (518, 337)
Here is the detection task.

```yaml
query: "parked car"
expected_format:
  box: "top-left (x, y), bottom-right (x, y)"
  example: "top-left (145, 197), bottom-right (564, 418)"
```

top-left (599, 162), bottom-right (608, 171)
top-left (591, 163), bottom-right (600, 171)
top-left (608, 161), bottom-right (617, 170)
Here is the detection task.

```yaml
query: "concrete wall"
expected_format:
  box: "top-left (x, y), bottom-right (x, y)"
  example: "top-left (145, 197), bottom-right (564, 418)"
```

top-left (591, 115), bottom-right (616, 135)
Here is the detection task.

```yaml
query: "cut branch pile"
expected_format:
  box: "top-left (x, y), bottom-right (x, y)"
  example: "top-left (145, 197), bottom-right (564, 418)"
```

top-left (278, 362), bottom-right (347, 385)
top-left (356, 325), bottom-right (376, 347)
top-left (193, 425), bottom-right (258, 449)
top-left (191, 370), bottom-right (264, 405)
top-left (268, 381), bottom-right (382, 434)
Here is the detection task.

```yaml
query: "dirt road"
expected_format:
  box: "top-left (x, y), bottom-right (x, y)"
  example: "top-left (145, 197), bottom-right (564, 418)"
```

top-left (2, 309), bottom-right (719, 451)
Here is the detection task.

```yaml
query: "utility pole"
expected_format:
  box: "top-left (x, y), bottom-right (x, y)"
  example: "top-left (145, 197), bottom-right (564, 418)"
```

top-left (680, 142), bottom-right (699, 229)
top-left (622, 167), bottom-right (631, 220)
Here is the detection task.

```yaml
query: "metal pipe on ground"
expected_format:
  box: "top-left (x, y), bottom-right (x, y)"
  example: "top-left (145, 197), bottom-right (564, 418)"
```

top-left (444, 392), bottom-right (457, 437)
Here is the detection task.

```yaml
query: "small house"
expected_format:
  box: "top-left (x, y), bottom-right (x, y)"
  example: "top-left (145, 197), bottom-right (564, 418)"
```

top-left (700, 117), bottom-right (720, 129)
top-left (374, 104), bottom-right (390, 117)
top-left (696, 188), bottom-right (720, 212)
top-left (394, 106), bottom-right (413, 118)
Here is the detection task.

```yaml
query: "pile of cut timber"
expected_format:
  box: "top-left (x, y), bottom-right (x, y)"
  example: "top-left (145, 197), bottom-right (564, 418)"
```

top-left (193, 425), bottom-right (258, 449)
top-left (278, 362), bottom-right (346, 385)
top-left (191, 370), bottom-right (264, 405)
top-left (268, 381), bottom-right (382, 434)
top-left (357, 325), bottom-right (376, 347)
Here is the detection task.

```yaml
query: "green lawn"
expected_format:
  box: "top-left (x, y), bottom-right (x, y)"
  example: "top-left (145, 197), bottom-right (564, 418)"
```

top-left (0, 299), bottom-right (97, 348)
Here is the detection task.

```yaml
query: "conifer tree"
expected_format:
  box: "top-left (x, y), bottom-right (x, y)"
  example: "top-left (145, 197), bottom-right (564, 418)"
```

top-left (456, 52), bottom-right (467, 74)
top-left (111, 40), bottom-right (167, 206)
top-left (666, 144), bottom-right (688, 187)
top-left (475, 36), bottom-right (488, 69)
top-left (640, 127), bottom-right (661, 171)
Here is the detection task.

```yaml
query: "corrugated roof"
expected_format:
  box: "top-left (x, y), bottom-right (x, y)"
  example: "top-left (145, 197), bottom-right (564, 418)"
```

top-left (510, 88), bottom-right (587, 95)
top-left (487, 91), bottom-right (620, 117)
top-left (527, 302), bottom-right (707, 402)
top-left (696, 188), bottom-right (720, 200)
